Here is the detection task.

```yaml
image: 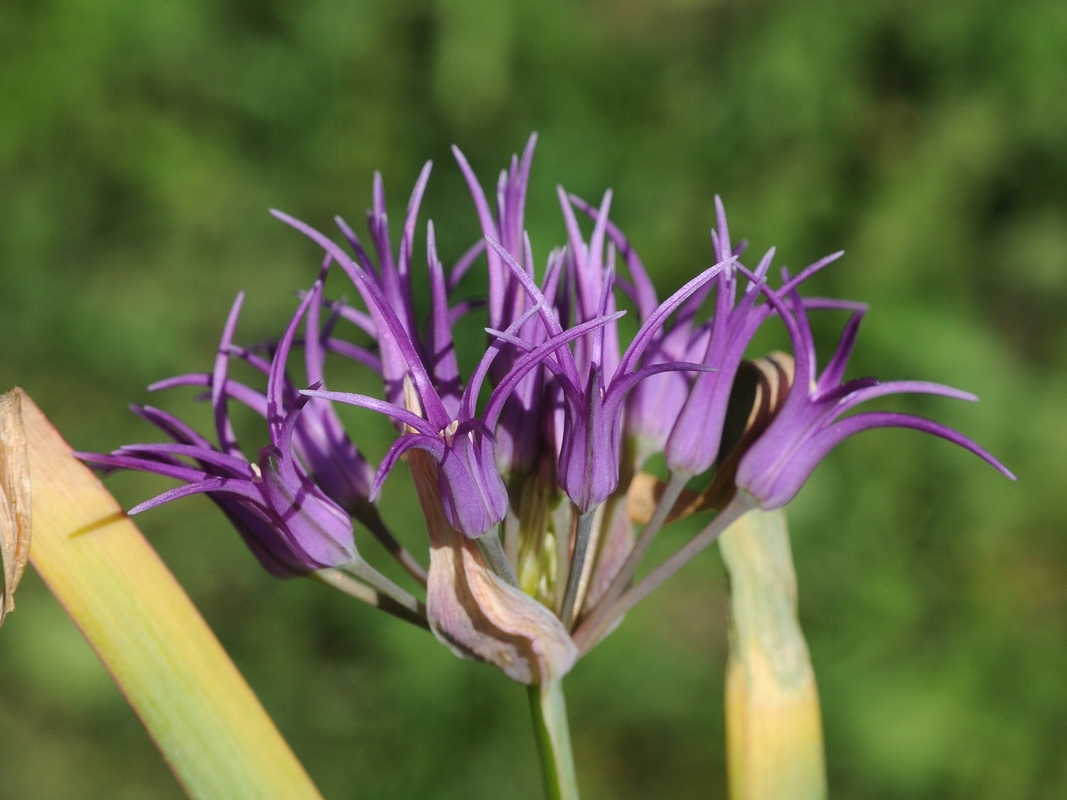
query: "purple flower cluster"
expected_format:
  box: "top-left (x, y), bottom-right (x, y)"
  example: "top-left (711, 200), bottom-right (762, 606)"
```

top-left (80, 135), bottom-right (1013, 679)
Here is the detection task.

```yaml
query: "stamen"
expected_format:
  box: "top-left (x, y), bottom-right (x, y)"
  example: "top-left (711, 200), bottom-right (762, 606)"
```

top-left (440, 420), bottom-right (460, 446)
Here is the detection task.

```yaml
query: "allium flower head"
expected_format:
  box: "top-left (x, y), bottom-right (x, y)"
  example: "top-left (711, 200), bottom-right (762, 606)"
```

top-left (81, 134), bottom-right (1015, 690)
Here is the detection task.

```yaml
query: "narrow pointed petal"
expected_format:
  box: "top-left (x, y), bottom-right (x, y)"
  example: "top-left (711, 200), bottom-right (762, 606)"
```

top-left (267, 285), bottom-right (318, 434)
top-left (603, 360), bottom-right (715, 419)
top-left (213, 294), bottom-right (246, 456)
top-left (813, 412), bottom-right (1015, 480)
top-left (482, 312), bottom-right (626, 429)
top-left (569, 192), bottom-right (658, 319)
top-left (116, 443), bottom-right (257, 476)
top-left (616, 258), bottom-right (732, 378)
top-left (448, 239), bottom-right (487, 291)
top-left (778, 251), bottom-right (846, 295)
top-left (815, 310), bottom-right (866, 393)
top-left (132, 405), bottom-right (215, 449)
top-left (271, 209), bottom-right (452, 428)
top-left (369, 433), bottom-right (447, 501)
top-left (323, 337), bottom-right (382, 373)
top-left (129, 477), bottom-right (266, 514)
top-left (77, 452), bottom-right (213, 484)
top-left (425, 221), bottom-right (462, 414)
top-left (399, 161), bottom-right (433, 283)
top-left (158, 375), bottom-right (271, 418)
top-left (299, 389), bottom-right (438, 437)
top-left (713, 195), bottom-right (732, 262)
top-left (831, 380), bottom-right (978, 414)
top-left (333, 214), bottom-right (377, 276)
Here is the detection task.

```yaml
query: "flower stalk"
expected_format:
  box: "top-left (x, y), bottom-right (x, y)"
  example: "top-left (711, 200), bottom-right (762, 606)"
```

top-left (572, 490), bottom-right (755, 655)
top-left (528, 679), bottom-right (580, 800)
top-left (478, 529), bottom-right (520, 587)
top-left (559, 508), bottom-right (597, 628)
top-left (720, 508), bottom-right (826, 800)
top-left (310, 568), bottom-right (428, 628)
top-left (586, 469), bottom-right (692, 619)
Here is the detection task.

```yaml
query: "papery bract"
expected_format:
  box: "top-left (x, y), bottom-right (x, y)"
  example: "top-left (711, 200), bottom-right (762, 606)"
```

top-left (408, 448), bottom-right (578, 685)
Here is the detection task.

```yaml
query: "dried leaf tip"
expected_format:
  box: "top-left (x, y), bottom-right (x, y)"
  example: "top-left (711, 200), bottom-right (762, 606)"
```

top-left (0, 388), bottom-right (31, 625)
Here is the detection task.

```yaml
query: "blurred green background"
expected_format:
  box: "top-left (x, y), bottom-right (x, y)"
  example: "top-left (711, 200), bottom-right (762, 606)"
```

top-left (0, 0), bottom-right (1063, 797)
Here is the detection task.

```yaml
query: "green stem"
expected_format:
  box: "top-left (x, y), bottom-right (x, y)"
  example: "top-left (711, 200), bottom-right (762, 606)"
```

top-left (528, 680), bottom-right (580, 800)
top-left (355, 502), bottom-right (428, 587)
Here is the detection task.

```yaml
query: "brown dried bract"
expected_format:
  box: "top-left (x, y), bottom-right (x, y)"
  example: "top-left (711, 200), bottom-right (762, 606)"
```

top-left (627, 352), bottom-right (795, 525)
top-left (0, 388), bottom-right (32, 625)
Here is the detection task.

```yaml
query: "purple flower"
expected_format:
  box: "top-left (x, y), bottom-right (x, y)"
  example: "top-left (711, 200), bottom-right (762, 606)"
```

top-left (453, 133), bottom-right (538, 335)
top-left (665, 198), bottom-right (845, 477)
top-left (331, 162), bottom-right (479, 409)
top-left (623, 303), bottom-right (704, 468)
top-left (145, 272), bottom-right (380, 517)
top-left (286, 282), bottom-right (379, 513)
top-left (454, 135), bottom-right (559, 477)
top-left (487, 235), bottom-right (728, 513)
top-left (735, 285), bottom-right (1016, 509)
top-left (566, 193), bottom-right (698, 467)
top-left (274, 210), bottom-right (616, 536)
top-left (77, 289), bottom-right (356, 576)
top-left (276, 211), bottom-right (505, 536)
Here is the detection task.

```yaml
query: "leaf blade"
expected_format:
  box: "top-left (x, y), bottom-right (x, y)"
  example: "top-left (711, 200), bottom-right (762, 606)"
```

top-left (17, 390), bottom-right (322, 800)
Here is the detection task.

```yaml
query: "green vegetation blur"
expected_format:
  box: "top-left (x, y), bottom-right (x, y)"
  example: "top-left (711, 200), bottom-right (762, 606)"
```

top-left (0, 0), bottom-right (1062, 797)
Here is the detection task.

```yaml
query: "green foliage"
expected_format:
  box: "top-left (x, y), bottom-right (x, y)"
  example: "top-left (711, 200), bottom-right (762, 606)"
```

top-left (0, 0), bottom-right (1063, 797)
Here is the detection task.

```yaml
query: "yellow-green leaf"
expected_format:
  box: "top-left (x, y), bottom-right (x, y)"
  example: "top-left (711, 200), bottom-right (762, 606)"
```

top-left (13, 389), bottom-right (323, 800)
